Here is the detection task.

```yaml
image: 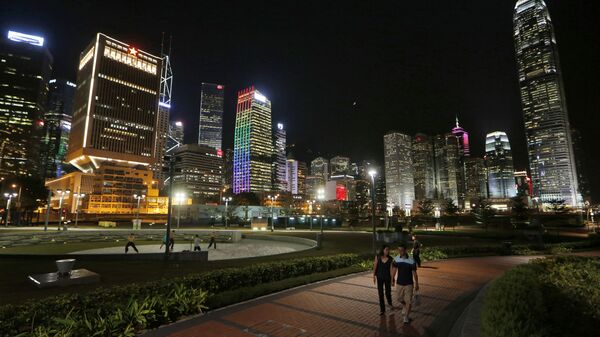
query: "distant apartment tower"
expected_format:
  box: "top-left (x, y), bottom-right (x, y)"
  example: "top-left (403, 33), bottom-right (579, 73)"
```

top-left (197, 82), bottom-right (224, 150)
top-left (285, 159), bottom-right (298, 194)
top-left (485, 132), bottom-right (517, 199)
top-left (173, 144), bottom-right (223, 201)
top-left (66, 33), bottom-right (162, 172)
top-left (232, 86), bottom-right (273, 194)
top-left (273, 123), bottom-right (287, 191)
top-left (513, 0), bottom-right (580, 206)
top-left (297, 161), bottom-right (308, 195)
top-left (383, 132), bottom-right (415, 209)
top-left (412, 134), bottom-right (436, 200)
top-left (330, 156), bottom-right (350, 176)
top-left (0, 30), bottom-right (52, 178)
top-left (311, 157), bottom-right (329, 182)
top-left (465, 157), bottom-right (488, 203)
top-left (42, 79), bottom-right (76, 178)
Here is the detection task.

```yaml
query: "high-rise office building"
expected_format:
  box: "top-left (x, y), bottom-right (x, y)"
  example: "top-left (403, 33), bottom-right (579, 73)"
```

top-left (311, 157), bottom-right (329, 182)
top-left (412, 133), bottom-right (436, 200)
top-left (485, 132), bottom-right (517, 199)
top-left (197, 83), bottom-right (224, 150)
top-left (173, 144), bottom-right (223, 201)
top-left (330, 156), bottom-right (350, 176)
top-left (433, 134), bottom-right (461, 204)
top-left (570, 128), bottom-right (590, 201)
top-left (285, 159), bottom-right (299, 194)
top-left (66, 33), bottom-right (162, 172)
top-left (223, 148), bottom-right (233, 189)
top-left (305, 175), bottom-right (324, 199)
top-left (232, 86), bottom-right (273, 194)
top-left (513, 0), bottom-right (580, 206)
top-left (169, 121), bottom-right (184, 145)
top-left (465, 157), bottom-right (488, 203)
top-left (383, 132), bottom-right (415, 209)
top-left (451, 118), bottom-right (468, 207)
top-left (0, 30), bottom-right (52, 178)
top-left (297, 161), bottom-right (308, 195)
top-left (42, 79), bottom-right (76, 179)
top-left (273, 122), bottom-right (287, 191)
top-left (152, 51), bottom-right (173, 188)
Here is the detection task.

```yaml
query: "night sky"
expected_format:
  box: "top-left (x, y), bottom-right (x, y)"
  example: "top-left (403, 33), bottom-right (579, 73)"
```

top-left (2, 1), bottom-right (599, 200)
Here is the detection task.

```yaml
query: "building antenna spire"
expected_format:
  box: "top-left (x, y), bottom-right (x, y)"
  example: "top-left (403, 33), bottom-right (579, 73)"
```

top-left (455, 115), bottom-right (460, 128)
top-left (160, 32), bottom-right (165, 56)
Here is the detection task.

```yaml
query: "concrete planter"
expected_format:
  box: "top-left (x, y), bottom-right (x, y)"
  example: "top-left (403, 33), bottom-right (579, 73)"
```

top-left (56, 259), bottom-right (76, 276)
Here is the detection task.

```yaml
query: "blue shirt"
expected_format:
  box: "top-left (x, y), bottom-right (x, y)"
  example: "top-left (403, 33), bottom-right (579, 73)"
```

top-left (393, 256), bottom-right (416, 285)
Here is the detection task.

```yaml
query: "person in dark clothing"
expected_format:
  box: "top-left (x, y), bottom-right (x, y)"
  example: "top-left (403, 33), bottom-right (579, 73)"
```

top-left (169, 230), bottom-right (175, 251)
top-left (373, 244), bottom-right (394, 315)
top-left (125, 233), bottom-right (139, 253)
top-left (193, 234), bottom-right (201, 251)
top-left (207, 232), bottom-right (217, 249)
top-left (412, 235), bottom-right (422, 267)
top-left (392, 244), bottom-right (419, 324)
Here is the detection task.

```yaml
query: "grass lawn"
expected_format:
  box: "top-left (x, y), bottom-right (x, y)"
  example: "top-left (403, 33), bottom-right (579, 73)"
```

top-left (0, 229), bottom-right (586, 306)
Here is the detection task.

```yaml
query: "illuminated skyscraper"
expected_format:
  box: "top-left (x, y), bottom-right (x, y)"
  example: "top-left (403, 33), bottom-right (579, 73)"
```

top-left (297, 161), bottom-right (308, 195)
top-left (310, 157), bottom-right (329, 182)
top-left (285, 159), bottom-right (298, 194)
top-left (198, 82), bottom-right (224, 150)
top-left (66, 33), bottom-right (162, 172)
top-left (41, 79), bottom-right (76, 178)
top-left (172, 144), bottom-right (223, 201)
top-left (513, 0), bottom-right (580, 206)
top-left (433, 134), bottom-right (461, 203)
top-left (465, 157), bottom-right (488, 203)
top-left (330, 156), bottom-right (350, 176)
top-left (451, 117), bottom-right (470, 158)
top-left (383, 132), bottom-right (414, 209)
top-left (485, 132), bottom-right (517, 199)
top-left (232, 86), bottom-right (273, 194)
top-left (169, 121), bottom-right (184, 145)
top-left (0, 30), bottom-right (52, 178)
top-left (152, 48), bottom-right (173, 187)
top-left (273, 122), bottom-right (287, 191)
top-left (412, 133), bottom-right (435, 200)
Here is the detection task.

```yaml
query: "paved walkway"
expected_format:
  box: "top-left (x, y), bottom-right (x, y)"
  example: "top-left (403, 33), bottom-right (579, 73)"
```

top-left (143, 255), bottom-right (541, 337)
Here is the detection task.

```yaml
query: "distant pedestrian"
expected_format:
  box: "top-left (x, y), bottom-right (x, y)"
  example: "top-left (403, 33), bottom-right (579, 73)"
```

top-left (125, 233), bottom-right (139, 253)
top-left (169, 230), bottom-right (175, 251)
top-left (159, 233), bottom-right (167, 250)
top-left (194, 234), bottom-right (201, 251)
top-left (392, 244), bottom-right (419, 324)
top-left (412, 235), bottom-right (422, 267)
top-left (207, 232), bottom-right (217, 249)
top-left (373, 244), bottom-right (394, 315)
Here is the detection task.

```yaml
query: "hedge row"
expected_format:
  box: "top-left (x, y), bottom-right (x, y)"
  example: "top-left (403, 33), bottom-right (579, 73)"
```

top-left (0, 254), bottom-right (361, 337)
top-left (481, 256), bottom-right (600, 337)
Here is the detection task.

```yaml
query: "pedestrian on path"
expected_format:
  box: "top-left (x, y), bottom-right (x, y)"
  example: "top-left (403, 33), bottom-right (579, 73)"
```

top-left (193, 234), bottom-right (201, 251)
top-left (125, 233), bottom-right (139, 253)
top-left (207, 231), bottom-right (217, 249)
top-left (412, 235), bottom-right (422, 267)
top-left (392, 244), bottom-right (419, 324)
top-left (373, 244), bottom-right (394, 315)
top-left (169, 230), bottom-right (176, 251)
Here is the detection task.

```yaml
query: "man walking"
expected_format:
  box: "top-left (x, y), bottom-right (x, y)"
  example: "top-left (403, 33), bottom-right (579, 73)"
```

top-left (392, 244), bottom-right (419, 324)
top-left (169, 230), bottom-right (176, 252)
top-left (125, 233), bottom-right (139, 253)
top-left (207, 231), bottom-right (217, 249)
top-left (412, 234), bottom-right (422, 267)
top-left (193, 234), bottom-right (201, 251)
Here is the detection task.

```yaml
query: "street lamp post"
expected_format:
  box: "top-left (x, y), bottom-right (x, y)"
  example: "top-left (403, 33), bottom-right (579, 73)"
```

top-left (73, 192), bottom-right (85, 228)
top-left (368, 169), bottom-right (377, 253)
top-left (56, 189), bottom-right (70, 231)
top-left (223, 196), bottom-right (232, 227)
top-left (175, 192), bottom-right (185, 229)
top-left (133, 193), bottom-right (145, 219)
top-left (267, 195), bottom-right (278, 232)
top-left (306, 200), bottom-right (314, 230)
top-left (11, 184), bottom-right (22, 226)
top-left (3, 192), bottom-right (17, 226)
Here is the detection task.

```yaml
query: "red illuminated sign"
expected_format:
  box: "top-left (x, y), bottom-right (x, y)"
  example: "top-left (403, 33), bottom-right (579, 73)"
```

top-left (129, 47), bottom-right (138, 56)
top-left (336, 185), bottom-right (347, 201)
top-left (217, 85), bottom-right (224, 90)
top-left (217, 149), bottom-right (223, 157)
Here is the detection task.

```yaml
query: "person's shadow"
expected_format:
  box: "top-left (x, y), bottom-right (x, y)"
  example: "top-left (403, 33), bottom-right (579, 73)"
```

top-left (378, 313), bottom-right (398, 336)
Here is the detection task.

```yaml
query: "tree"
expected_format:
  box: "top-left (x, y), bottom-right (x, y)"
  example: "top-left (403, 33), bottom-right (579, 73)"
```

top-left (511, 193), bottom-right (529, 221)
top-left (474, 197), bottom-right (494, 231)
top-left (417, 199), bottom-right (434, 216)
top-left (233, 192), bottom-right (260, 206)
top-left (443, 198), bottom-right (459, 216)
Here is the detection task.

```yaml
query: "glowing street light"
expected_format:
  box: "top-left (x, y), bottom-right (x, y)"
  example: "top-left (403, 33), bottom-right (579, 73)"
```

top-left (222, 196), bottom-right (232, 227)
top-left (133, 193), bottom-right (146, 219)
top-left (175, 192), bottom-right (186, 229)
top-left (267, 194), bottom-right (279, 232)
top-left (368, 169), bottom-right (377, 253)
top-left (56, 189), bottom-right (70, 231)
top-left (73, 192), bottom-right (86, 228)
top-left (3, 192), bottom-right (18, 226)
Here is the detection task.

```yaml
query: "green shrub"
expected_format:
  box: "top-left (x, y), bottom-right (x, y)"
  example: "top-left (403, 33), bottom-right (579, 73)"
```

top-left (482, 256), bottom-right (600, 337)
top-left (421, 247), bottom-right (448, 261)
top-left (0, 254), bottom-right (361, 336)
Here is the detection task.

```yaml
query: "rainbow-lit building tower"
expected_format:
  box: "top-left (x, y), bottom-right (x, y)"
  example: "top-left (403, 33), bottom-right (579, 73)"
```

top-left (232, 86), bottom-right (273, 194)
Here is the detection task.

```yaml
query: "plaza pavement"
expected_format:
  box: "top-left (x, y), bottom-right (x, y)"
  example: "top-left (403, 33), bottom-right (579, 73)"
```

top-left (142, 255), bottom-right (555, 337)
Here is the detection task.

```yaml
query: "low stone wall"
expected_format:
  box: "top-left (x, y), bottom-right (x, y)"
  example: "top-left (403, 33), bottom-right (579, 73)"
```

top-left (0, 230), bottom-right (243, 249)
top-left (242, 234), bottom-right (317, 248)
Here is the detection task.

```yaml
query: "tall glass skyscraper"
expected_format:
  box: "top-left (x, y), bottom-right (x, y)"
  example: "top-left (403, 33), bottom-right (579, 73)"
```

top-left (485, 132), bottom-right (517, 199)
top-left (513, 0), bottom-right (580, 206)
top-left (383, 132), bottom-right (414, 209)
top-left (198, 83), bottom-right (224, 151)
top-left (412, 133), bottom-right (435, 200)
top-left (310, 157), bottom-right (329, 182)
top-left (233, 86), bottom-right (273, 194)
top-left (273, 122), bottom-right (287, 191)
top-left (42, 79), bottom-right (76, 178)
top-left (0, 30), bottom-right (52, 178)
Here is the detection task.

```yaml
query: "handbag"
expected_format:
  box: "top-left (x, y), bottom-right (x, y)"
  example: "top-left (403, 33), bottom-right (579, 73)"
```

top-left (413, 289), bottom-right (421, 306)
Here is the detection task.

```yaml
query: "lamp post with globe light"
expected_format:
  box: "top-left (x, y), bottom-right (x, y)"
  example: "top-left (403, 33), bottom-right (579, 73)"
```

top-left (3, 192), bottom-right (17, 226)
top-left (222, 196), bottom-right (232, 227)
top-left (368, 169), bottom-right (377, 253)
top-left (56, 189), bottom-right (70, 230)
top-left (267, 194), bottom-right (278, 231)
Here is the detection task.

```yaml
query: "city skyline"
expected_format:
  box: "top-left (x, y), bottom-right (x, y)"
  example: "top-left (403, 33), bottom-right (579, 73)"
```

top-left (1, 1), bottom-right (599, 200)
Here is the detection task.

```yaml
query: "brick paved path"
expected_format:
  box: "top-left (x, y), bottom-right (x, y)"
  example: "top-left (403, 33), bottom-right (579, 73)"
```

top-left (144, 255), bottom-right (545, 337)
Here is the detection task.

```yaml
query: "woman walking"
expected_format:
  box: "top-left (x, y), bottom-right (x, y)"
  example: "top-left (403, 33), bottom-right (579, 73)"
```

top-left (373, 244), bottom-right (394, 315)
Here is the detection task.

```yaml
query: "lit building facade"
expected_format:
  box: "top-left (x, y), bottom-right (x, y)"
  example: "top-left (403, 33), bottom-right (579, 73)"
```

top-left (305, 175), bottom-right (324, 199)
top-left (433, 133), bottom-right (461, 204)
top-left (223, 148), bottom-right (233, 189)
top-left (297, 161), bottom-right (308, 195)
top-left (152, 51), bottom-right (173, 188)
top-left (0, 30), bottom-right (52, 178)
top-left (412, 133), bottom-right (436, 200)
top-left (285, 159), bottom-right (299, 195)
top-left (513, 0), bottom-right (580, 206)
top-left (232, 86), bottom-right (273, 194)
top-left (197, 82), bottom-right (224, 150)
top-left (42, 79), bottom-right (76, 179)
top-left (330, 156), bottom-right (350, 176)
top-left (172, 144), bottom-right (223, 202)
top-left (465, 157), bottom-right (488, 205)
top-left (273, 122), bottom-right (287, 191)
top-left (310, 157), bottom-right (329, 182)
top-left (66, 33), bottom-right (162, 172)
top-left (485, 131), bottom-right (517, 199)
top-left (169, 120), bottom-right (184, 145)
top-left (383, 132), bottom-right (415, 209)
top-left (514, 170), bottom-right (533, 197)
